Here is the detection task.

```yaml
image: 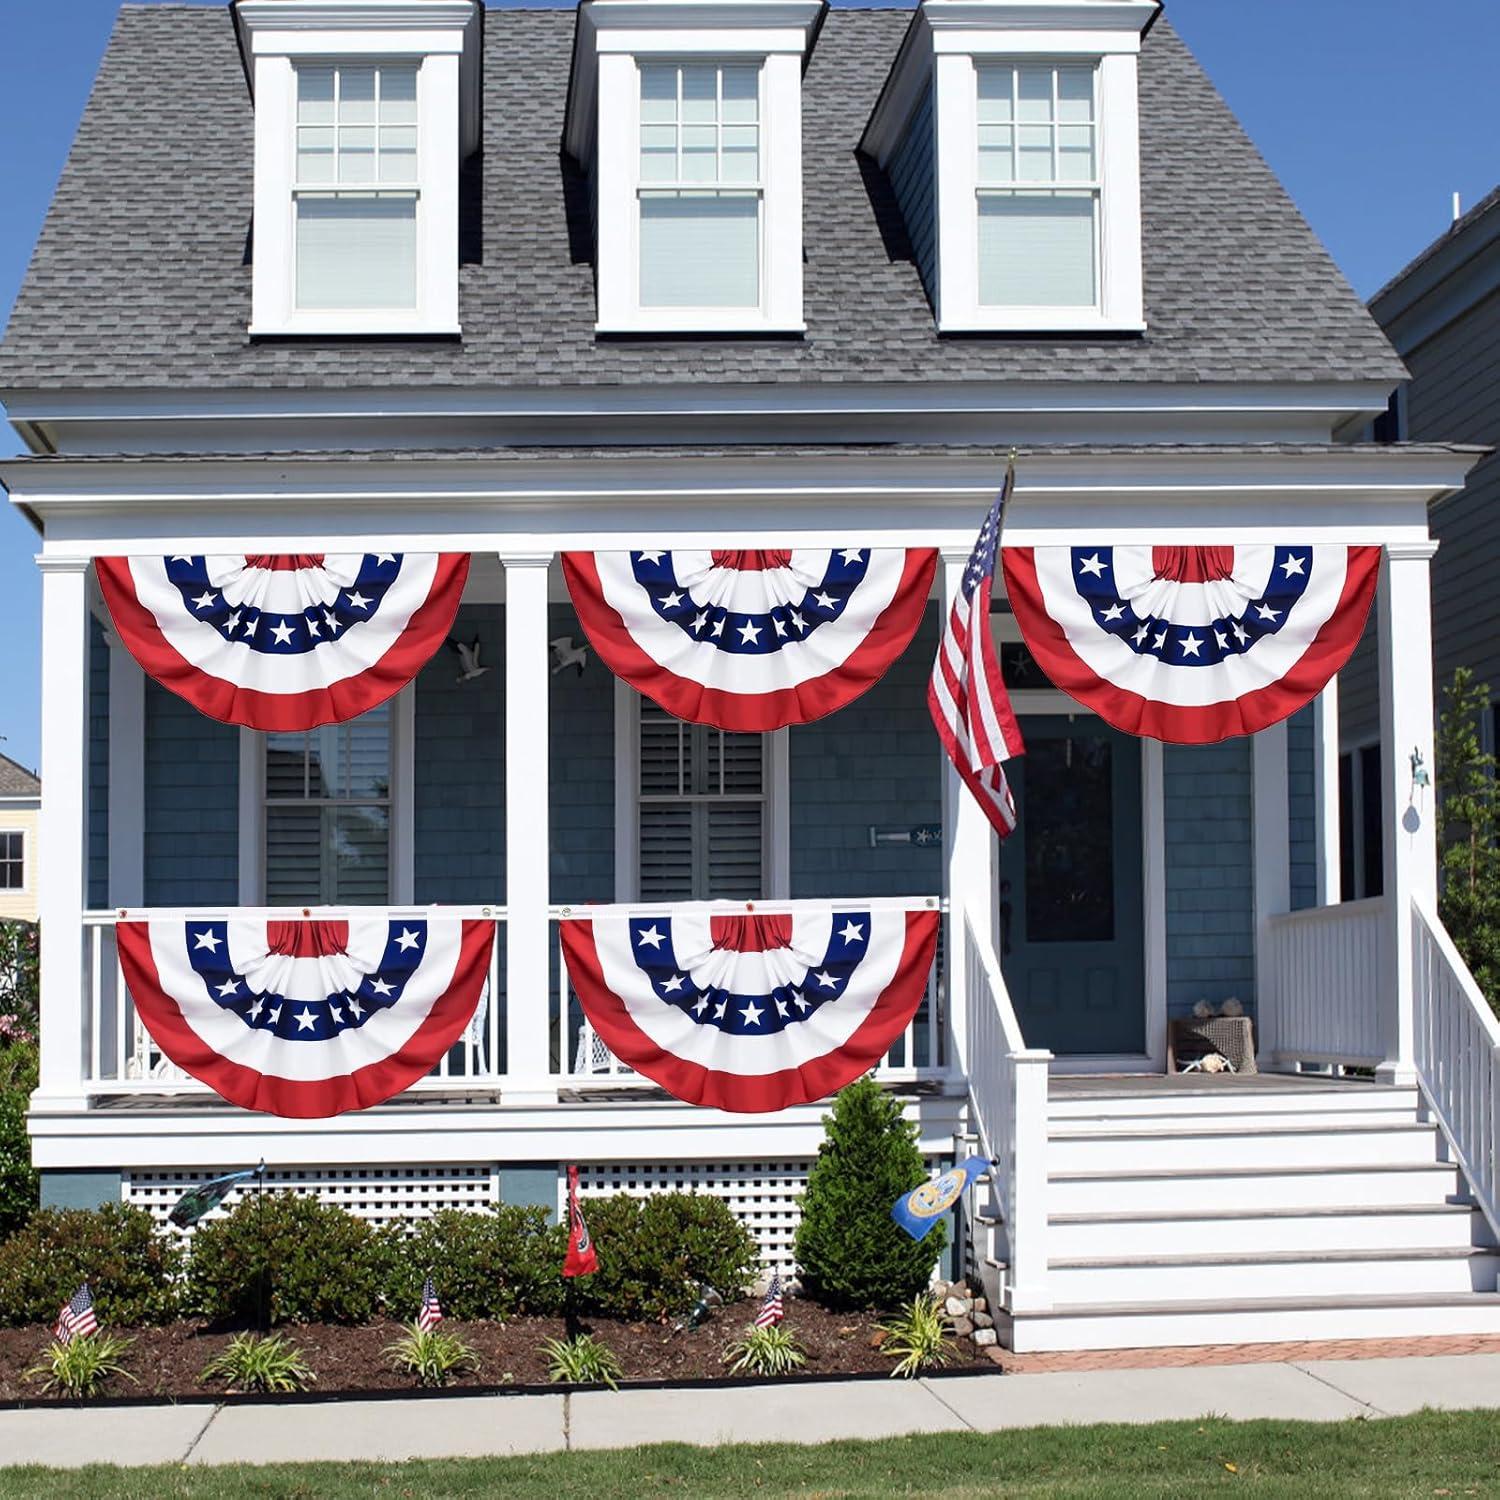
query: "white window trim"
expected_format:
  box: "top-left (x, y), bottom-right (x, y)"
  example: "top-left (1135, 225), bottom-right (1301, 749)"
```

top-left (241, 4), bottom-right (477, 338)
top-left (237, 687), bottom-right (415, 904)
top-left (613, 679), bottom-right (789, 900)
top-left (0, 828), bottom-right (27, 895)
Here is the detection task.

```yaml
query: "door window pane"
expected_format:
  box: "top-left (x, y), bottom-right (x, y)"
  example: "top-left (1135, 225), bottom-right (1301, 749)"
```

top-left (1023, 734), bottom-right (1115, 942)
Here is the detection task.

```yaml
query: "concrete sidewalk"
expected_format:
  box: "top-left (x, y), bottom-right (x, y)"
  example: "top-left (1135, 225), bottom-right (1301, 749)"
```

top-left (3, 1354), bottom-right (1500, 1469)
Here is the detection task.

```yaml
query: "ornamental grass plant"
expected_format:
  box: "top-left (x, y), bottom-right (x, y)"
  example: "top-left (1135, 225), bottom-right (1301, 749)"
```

top-left (201, 1332), bottom-right (315, 1394)
top-left (24, 1334), bottom-right (137, 1398)
top-left (879, 1294), bottom-right (956, 1378)
top-left (722, 1323), bottom-right (807, 1378)
top-left (540, 1333), bottom-right (624, 1390)
top-left (383, 1322), bottom-right (480, 1388)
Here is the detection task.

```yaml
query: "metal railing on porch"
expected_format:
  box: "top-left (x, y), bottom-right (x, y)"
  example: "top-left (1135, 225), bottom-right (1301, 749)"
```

top-left (78, 901), bottom-right (953, 1100)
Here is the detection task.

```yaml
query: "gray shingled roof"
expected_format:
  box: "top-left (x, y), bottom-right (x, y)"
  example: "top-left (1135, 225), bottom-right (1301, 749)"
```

top-left (0, 754), bottom-right (40, 797)
top-left (0, 3), bottom-right (1404, 393)
top-left (1370, 182), bottom-right (1500, 308)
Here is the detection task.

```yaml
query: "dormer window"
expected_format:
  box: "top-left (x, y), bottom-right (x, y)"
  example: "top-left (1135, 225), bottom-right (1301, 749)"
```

top-left (861, 0), bottom-right (1154, 335)
top-left (236, 0), bottom-right (480, 338)
top-left (565, 0), bottom-right (823, 336)
top-left (294, 63), bottom-right (420, 312)
top-left (638, 63), bottom-right (762, 310)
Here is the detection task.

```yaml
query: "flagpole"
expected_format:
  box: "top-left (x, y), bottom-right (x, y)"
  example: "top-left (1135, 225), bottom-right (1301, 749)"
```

top-left (255, 1158), bottom-right (267, 1337)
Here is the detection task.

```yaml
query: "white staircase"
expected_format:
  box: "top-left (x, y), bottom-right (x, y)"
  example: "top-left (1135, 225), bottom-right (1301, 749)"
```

top-left (986, 1079), bottom-right (1500, 1353)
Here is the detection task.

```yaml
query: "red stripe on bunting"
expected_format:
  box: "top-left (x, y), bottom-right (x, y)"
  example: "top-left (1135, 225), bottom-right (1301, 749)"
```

top-left (562, 549), bottom-right (938, 732)
top-left (96, 555), bottom-right (470, 732)
top-left (560, 910), bottom-right (939, 1113)
top-left (116, 920), bottom-right (494, 1118)
top-left (1001, 546), bottom-right (1380, 744)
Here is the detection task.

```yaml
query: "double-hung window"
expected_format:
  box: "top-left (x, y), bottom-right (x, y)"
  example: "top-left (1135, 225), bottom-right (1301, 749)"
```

top-left (0, 833), bottom-right (22, 892)
top-left (976, 63), bottom-right (1099, 311)
top-left (264, 709), bottom-right (392, 904)
top-left (294, 63), bottom-right (420, 313)
top-left (638, 63), bottom-right (762, 311)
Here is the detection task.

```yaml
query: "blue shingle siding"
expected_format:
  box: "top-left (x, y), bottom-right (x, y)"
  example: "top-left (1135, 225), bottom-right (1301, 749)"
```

top-left (143, 681), bottom-right (238, 904)
top-left (1286, 706), bottom-right (1319, 911)
top-left (413, 604), bottom-right (504, 904)
top-left (887, 83), bottom-right (937, 306)
top-left (88, 618), bottom-right (109, 908)
top-left (1164, 737), bottom-right (1256, 1017)
top-left (790, 609), bottom-right (942, 899)
top-left (549, 604), bottom-right (614, 905)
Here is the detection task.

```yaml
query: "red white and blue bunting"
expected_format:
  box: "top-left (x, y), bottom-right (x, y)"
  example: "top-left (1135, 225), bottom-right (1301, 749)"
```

top-left (561, 902), bottom-right (940, 1113)
top-left (116, 913), bottom-right (494, 1118)
top-left (1001, 544), bottom-right (1381, 743)
top-left (96, 553), bottom-right (470, 732)
top-left (562, 549), bottom-right (938, 731)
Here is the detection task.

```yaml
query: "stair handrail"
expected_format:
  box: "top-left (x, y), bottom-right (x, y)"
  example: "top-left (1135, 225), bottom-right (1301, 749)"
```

top-left (960, 903), bottom-right (1053, 1312)
top-left (1411, 894), bottom-right (1500, 1245)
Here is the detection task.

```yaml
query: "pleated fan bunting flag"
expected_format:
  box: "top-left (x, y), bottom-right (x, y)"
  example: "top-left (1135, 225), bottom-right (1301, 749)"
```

top-left (96, 552), bottom-right (470, 731)
top-left (562, 548), bottom-right (938, 730)
top-left (1001, 543), bottom-right (1380, 743)
top-left (561, 901), bottom-right (940, 1113)
top-left (116, 912), bottom-right (494, 1117)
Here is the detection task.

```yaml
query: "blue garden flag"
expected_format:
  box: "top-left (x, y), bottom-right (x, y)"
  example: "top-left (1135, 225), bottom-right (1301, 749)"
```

top-left (891, 1156), bottom-right (992, 1242)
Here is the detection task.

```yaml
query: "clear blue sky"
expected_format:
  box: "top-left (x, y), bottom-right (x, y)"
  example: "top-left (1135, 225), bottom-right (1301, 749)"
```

top-left (0, 0), bottom-right (1496, 773)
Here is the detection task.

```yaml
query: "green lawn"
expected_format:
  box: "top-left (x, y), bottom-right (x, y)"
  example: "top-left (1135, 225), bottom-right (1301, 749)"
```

top-left (1, 1411), bottom-right (1496, 1498)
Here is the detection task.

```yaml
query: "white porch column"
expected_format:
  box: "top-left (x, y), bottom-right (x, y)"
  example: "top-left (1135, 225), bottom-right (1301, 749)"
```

top-left (502, 554), bottom-right (557, 1103)
top-left (36, 559), bottom-right (91, 1108)
top-left (1376, 541), bottom-right (1439, 1084)
top-left (105, 633), bottom-right (145, 907)
top-left (1252, 720), bottom-right (1291, 1068)
top-left (1313, 681), bottom-right (1340, 907)
top-left (940, 553), bottom-right (997, 1071)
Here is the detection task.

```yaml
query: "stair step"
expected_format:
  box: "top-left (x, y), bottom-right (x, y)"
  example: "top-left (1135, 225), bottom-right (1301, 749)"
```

top-left (1047, 1084), bottom-right (1416, 1121)
top-left (1045, 1246), bottom-right (1500, 1303)
top-left (1004, 1292), bottom-right (1500, 1354)
top-left (1050, 1106), bottom-right (1420, 1133)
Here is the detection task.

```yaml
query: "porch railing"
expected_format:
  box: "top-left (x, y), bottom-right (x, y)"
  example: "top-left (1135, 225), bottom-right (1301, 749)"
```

top-left (79, 902), bottom-right (951, 1099)
top-left (1413, 897), bottom-right (1500, 1244)
top-left (1261, 897), bottom-right (1386, 1069)
top-left (957, 905), bottom-right (1051, 1311)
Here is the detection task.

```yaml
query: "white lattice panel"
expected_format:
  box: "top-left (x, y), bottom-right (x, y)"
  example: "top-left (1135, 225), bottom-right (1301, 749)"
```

top-left (574, 1161), bottom-right (816, 1281)
top-left (124, 1164), bottom-right (498, 1237)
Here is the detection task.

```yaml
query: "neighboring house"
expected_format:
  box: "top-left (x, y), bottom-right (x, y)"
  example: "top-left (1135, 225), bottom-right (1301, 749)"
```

top-left (1339, 186), bottom-right (1500, 900)
top-left (0, 0), bottom-right (1494, 1353)
top-left (0, 754), bottom-right (40, 925)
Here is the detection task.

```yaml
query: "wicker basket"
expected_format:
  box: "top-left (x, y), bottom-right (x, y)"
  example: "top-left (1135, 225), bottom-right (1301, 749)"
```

top-left (1168, 1016), bottom-right (1257, 1075)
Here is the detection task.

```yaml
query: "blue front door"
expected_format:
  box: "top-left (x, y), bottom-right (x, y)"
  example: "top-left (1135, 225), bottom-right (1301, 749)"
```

top-left (998, 715), bottom-right (1145, 1056)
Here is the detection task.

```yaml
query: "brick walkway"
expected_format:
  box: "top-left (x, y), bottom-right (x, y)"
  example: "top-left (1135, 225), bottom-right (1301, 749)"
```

top-left (994, 1333), bottom-right (1500, 1373)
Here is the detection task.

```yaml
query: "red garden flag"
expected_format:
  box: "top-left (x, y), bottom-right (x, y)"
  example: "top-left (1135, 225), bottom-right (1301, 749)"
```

top-left (563, 1165), bottom-right (598, 1278)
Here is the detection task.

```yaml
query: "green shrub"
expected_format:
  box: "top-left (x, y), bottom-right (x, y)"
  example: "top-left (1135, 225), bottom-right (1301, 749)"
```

top-left (880, 1294), bottom-right (956, 1378)
top-left (187, 1191), bottom-right (382, 1326)
top-left (0, 920), bottom-right (39, 1032)
top-left (379, 1206), bottom-right (567, 1321)
top-left (573, 1192), bottom-right (758, 1321)
top-left (723, 1322), bottom-right (807, 1378)
top-left (541, 1333), bottom-right (623, 1389)
top-left (384, 1322), bottom-right (480, 1388)
top-left (0, 1204), bottom-right (181, 1327)
top-left (25, 1333), bottom-right (136, 1398)
top-left (794, 1077), bottom-right (947, 1311)
top-left (202, 1332), bottom-right (314, 1394)
top-left (0, 1038), bottom-right (38, 1240)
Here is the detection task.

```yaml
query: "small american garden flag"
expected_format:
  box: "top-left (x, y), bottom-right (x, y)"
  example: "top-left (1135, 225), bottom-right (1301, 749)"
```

top-left (55, 1284), bottom-right (97, 1345)
top-left (928, 460), bottom-right (1025, 838)
top-left (418, 1276), bottom-right (443, 1333)
top-left (754, 1272), bottom-right (784, 1329)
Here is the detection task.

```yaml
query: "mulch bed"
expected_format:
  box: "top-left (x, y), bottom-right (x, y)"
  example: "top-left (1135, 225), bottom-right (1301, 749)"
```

top-left (0, 1302), bottom-right (994, 1404)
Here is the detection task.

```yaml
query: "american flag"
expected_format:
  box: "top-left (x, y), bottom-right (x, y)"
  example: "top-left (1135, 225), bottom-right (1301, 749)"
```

top-left (418, 1276), bottom-right (443, 1333)
top-left (54, 1284), bottom-right (97, 1345)
top-left (928, 461), bottom-right (1025, 837)
top-left (753, 1272), bottom-right (784, 1329)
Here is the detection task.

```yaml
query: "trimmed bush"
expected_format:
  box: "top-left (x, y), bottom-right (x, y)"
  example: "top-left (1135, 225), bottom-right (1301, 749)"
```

top-left (0, 1039), bottom-right (39, 1241)
top-left (379, 1206), bottom-right (567, 1321)
top-left (795, 1077), bottom-right (947, 1311)
top-left (187, 1191), bottom-right (383, 1326)
top-left (574, 1192), bottom-right (758, 1321)
top-left (0, 1203), bottom-right (181, 1327)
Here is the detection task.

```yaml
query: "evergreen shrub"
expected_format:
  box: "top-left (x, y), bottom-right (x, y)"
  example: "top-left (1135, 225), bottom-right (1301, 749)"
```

top-left (0, 1203), bottom-right (181, 1327)
top-left (794, 1076), bottom-right (946, 1310)
top-left (379, 1206), bottom-right (567, 1321)
top-left (187, 1191), bottom-right (384, 1326)
top-left (0, 1038), bottom-right (38, 1241)
top-left (573, 1192), bottom-right (758, 1321)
